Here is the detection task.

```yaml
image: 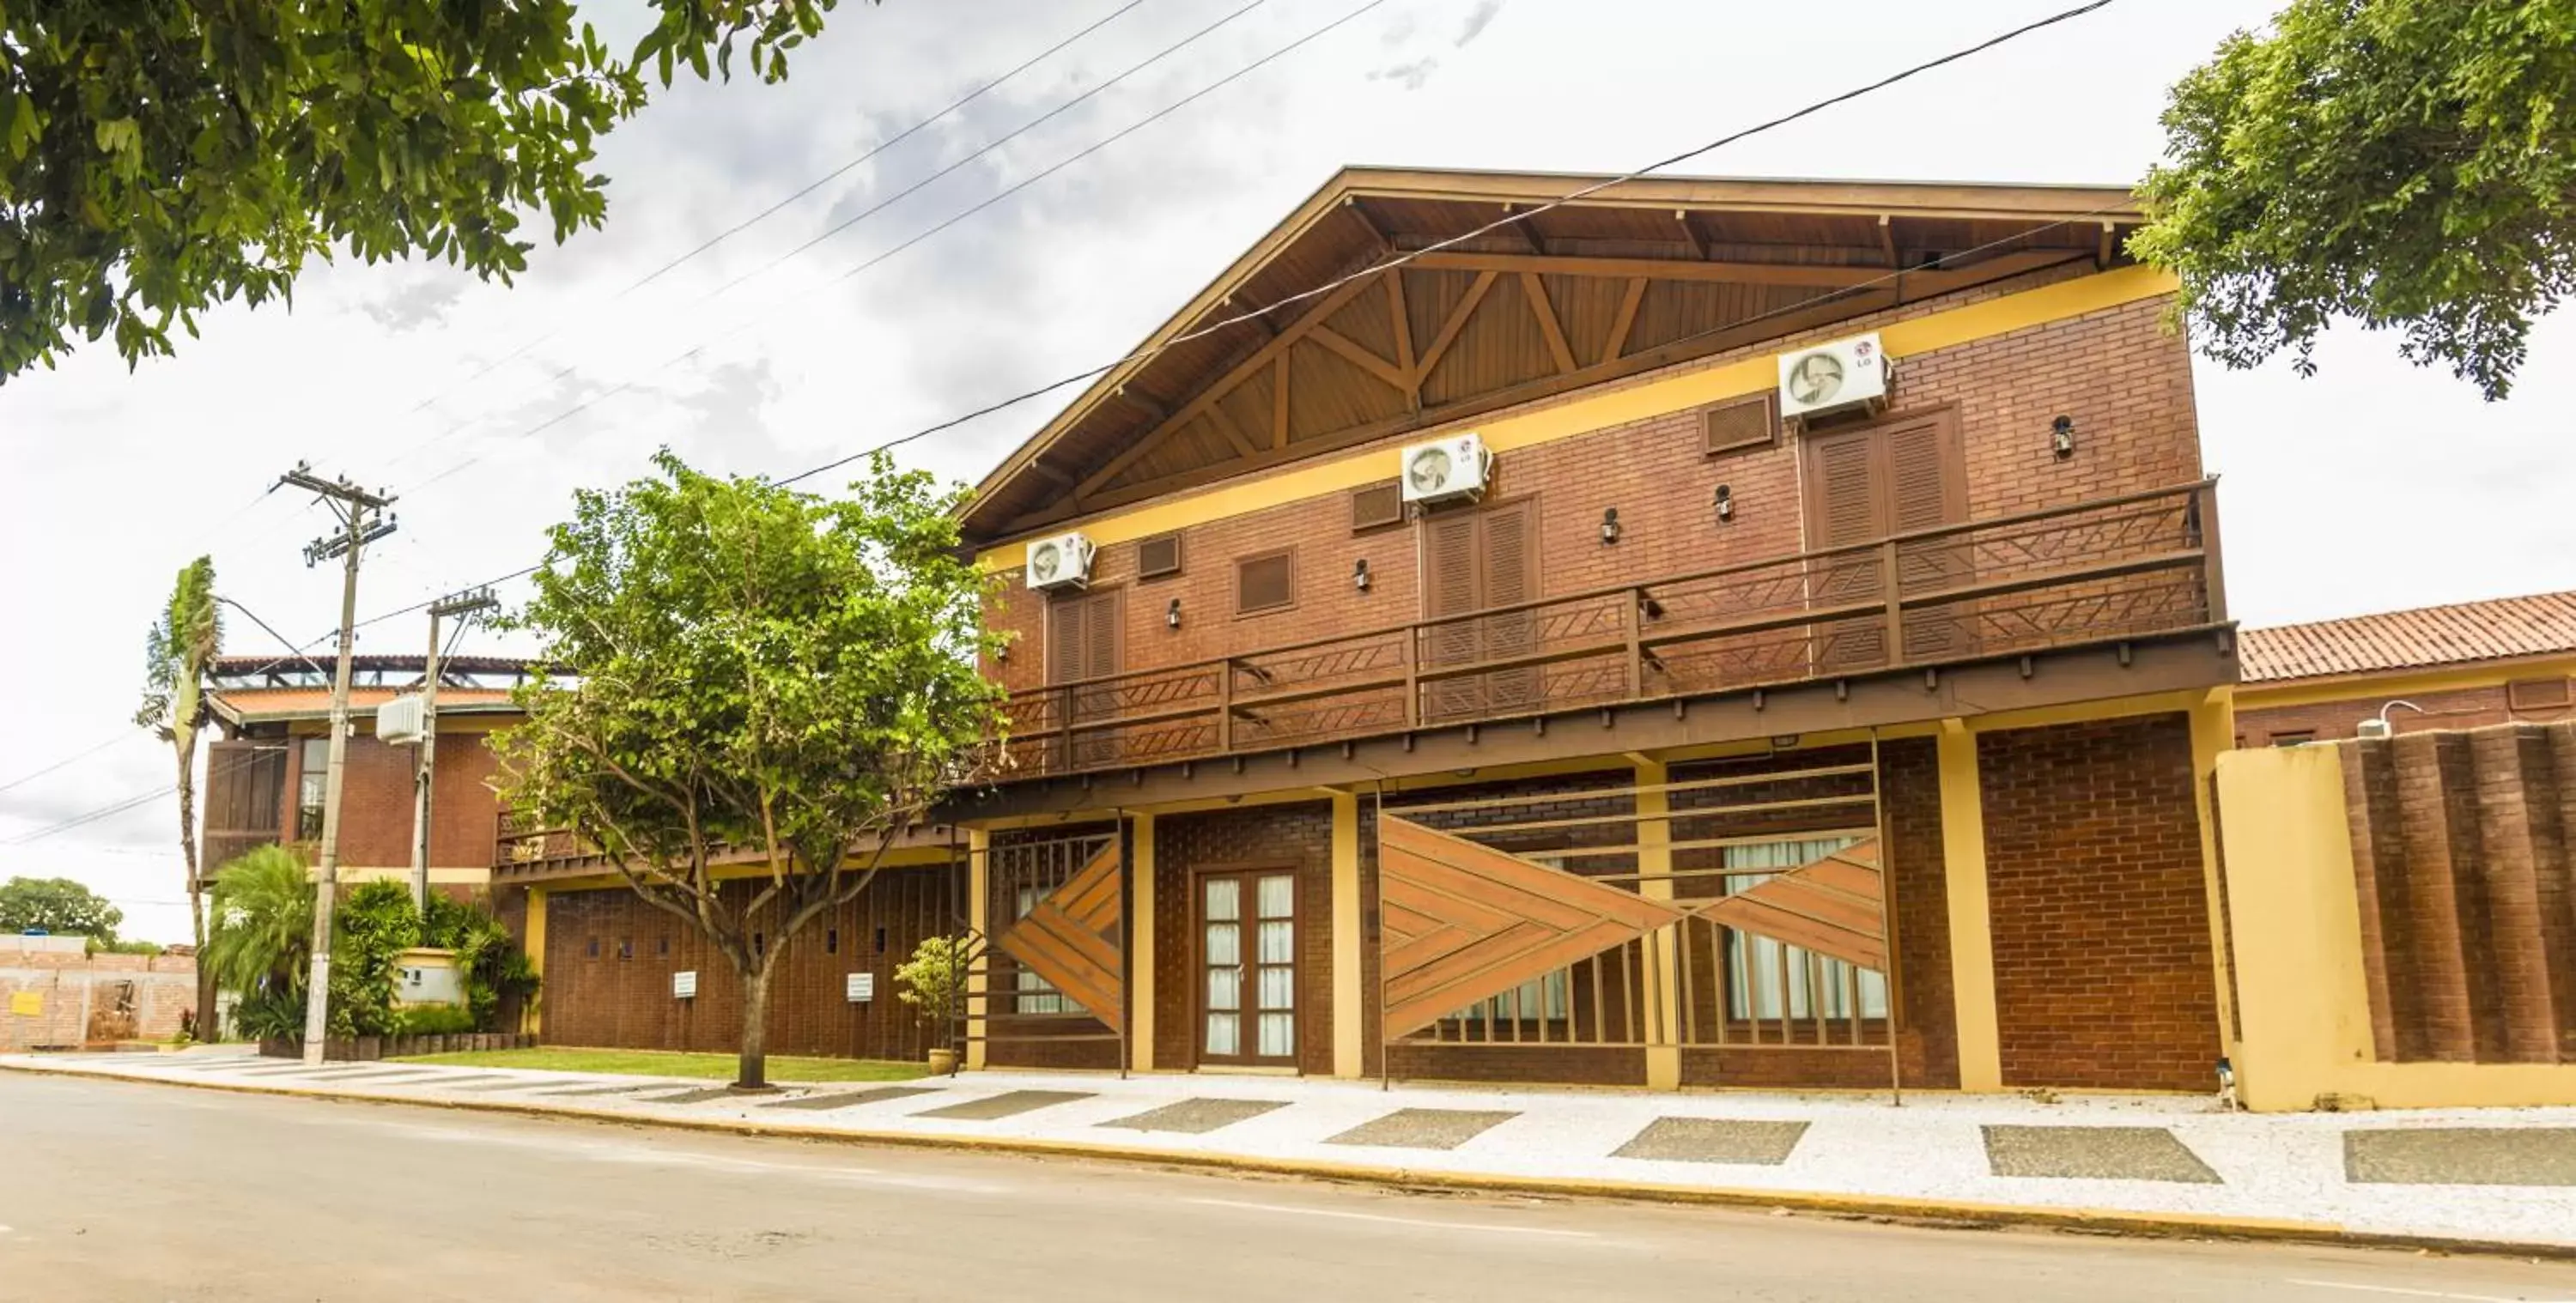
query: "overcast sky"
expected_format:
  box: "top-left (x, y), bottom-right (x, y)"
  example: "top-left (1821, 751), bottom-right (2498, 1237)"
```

top-left (5, 0), bottom-right (2572, 942)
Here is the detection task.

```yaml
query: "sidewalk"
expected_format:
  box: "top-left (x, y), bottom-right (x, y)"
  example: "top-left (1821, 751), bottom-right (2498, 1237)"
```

top-left (10, 1046), bottom-right (2574, 1252)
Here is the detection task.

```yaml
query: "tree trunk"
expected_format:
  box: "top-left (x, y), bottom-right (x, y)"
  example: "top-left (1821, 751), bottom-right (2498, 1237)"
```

top-left (175, 738), bottom-right (214, 1040)
top-left (735, 955), bottom-right (774, 1090)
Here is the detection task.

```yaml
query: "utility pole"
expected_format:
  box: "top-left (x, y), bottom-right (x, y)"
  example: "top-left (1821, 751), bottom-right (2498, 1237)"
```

top-left (410, 587), bottom-right (497, 912)
top-left (282, 464), bottom-right (397, 1067)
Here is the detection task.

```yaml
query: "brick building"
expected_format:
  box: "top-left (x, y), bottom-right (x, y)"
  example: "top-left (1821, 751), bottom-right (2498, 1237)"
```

top-left (2235, 591), bottom-right (2576, 747)
top-left (503, 167), bottom-right (2245, 1095)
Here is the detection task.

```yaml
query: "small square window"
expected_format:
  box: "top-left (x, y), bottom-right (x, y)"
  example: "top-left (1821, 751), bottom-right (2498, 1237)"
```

top-left (585, 937), bottom-right (600, 960)
top-left (617, 937), bottom-right (633, 961)
top-left (826, 928), bottom-right (839, 955)
top-left (875, 926), bottom-right (888, 955)
top-left (1701, 392), bottom-right (1778, 458)
top-left (657, 936), bottom-right (670, 957)
top-left (1236, 548), bottom-right (1296, 615)
top-left (1351, 480), bottom-right (1404, 532)
top-left (1137, 532), bottom-right (1183, 580)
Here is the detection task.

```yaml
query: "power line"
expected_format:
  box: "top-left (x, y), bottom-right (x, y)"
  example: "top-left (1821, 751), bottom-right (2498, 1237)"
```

top-left (375, 0), bottom-right (1155, 477)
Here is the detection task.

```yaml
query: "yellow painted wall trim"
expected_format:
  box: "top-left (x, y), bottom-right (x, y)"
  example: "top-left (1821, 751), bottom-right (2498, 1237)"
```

top-left (978, 264), bottom-right (2178, 567)
top-left (1329, 793), bottom-right (1363, 1079)
top-left (2186, 691), bottom-right (2239, 1060)
top-left (522, 888), bottom-right (548, 1039)
top-left (1131, 813), bottom-right (1157, 1072)
top-left (2234, 655), bottom-right (2576, 711)
top-left (966, 827), bottom-right (990, 1071)
top-left (1633, 758), bottom-right (1681, 1091)
top-left (1936, 723), bottom-right (2004, 1093)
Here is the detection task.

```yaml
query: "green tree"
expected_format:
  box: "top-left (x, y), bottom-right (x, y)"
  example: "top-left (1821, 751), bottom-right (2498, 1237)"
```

top-left (0, 875), bottom-right (122, 942)
top-left (203, 846), bottom-right (313, 1039)
top-left (133, 555), bottom-right (221, 1033)
top-left (1, 0), bottom-right (854, 381)
top-left (492, 450), bottom-right (1001, 1088)
top-left (2134, 0), bottom-right (2576, 399)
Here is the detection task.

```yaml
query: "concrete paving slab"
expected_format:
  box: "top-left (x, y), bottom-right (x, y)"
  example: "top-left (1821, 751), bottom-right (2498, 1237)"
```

top-left (913, 1090), bottom-right (1096, 1121)
top-left (534, 1083), bottom-right (665, 1097)
top-left (2346, 1128), bottom-right (2576, 1186)
top-left (763, 1087), bottom-right (944, 1112)
top-left (1983, 1125), bottom-right (2220, 1184)
top-left (637, 1086), bottom-right (752, 1105)
top-left (1097, 1098), bottom-right (1290, 1135)
top-left (1327, 1108), bottom-right (1519, 1151)
top-left (1613, 1118), bottom-right (1810, 1166)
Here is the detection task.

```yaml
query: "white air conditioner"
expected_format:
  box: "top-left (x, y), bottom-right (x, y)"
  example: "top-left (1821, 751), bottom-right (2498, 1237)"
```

top-left (1024, 530), bottom-right (1096, 591)
top-left (374, 692), bottom-right (428, 745)
top-left (1398, 433), bottom-right (1492, 506)
top-left (1777, 331), bottom-right (1891, 421)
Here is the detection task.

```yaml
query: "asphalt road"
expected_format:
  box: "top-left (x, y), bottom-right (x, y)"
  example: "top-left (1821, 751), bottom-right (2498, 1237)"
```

top-left (3, 1073), bottom-right (2573, 1303)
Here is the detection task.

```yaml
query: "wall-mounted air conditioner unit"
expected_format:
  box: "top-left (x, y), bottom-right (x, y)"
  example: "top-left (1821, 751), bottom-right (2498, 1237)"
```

top-left (1398, 433), bottom-right (1492, 507)
top-left (374, 692), bottom-right (428, 745)
top-left (1024, 531), bottom-right (1096, 591)
top-left (1777, 332), bottom-right (1891, 421)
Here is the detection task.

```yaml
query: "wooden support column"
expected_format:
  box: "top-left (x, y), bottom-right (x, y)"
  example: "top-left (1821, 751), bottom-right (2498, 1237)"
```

top-left (1938, 722), bottom-right (2003, 1091)
top-left (1130, 812), bottom-right (1157, 1071)
top-left (521, 888), bottom-right (548, 1039)
top-left (1332, 791), bottom-right (1364, 1078)
top-left (2189, 688), bottom-right (2240, 1064)
top-left (967, 827), bottom-right (991, 1070)
top-left (1634, 757), bottom-right (1682, 1090)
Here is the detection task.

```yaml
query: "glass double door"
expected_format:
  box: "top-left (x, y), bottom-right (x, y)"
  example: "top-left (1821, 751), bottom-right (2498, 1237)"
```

top-left (1199, 870), bottom-right (1296, 1067)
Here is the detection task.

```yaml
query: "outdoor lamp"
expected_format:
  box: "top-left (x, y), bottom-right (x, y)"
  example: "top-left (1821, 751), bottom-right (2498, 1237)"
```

top-left (1714, 484), bottom-right (1734, 524)
top-left (1600, 507), bottom-right (1621, 544)
top-left (2051, 415), bottom-right (2076, 460)
top-left (1353, 558), bottom-right (1371, 592)
top-left (1165, 597), bottom-right (1182, 629)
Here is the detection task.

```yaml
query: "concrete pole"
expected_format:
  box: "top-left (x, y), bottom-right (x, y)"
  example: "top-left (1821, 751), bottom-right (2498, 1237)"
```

top-left (410, 609), bottom-right (441, 915)
top-left (301, 510), bottom-right (365, 1065)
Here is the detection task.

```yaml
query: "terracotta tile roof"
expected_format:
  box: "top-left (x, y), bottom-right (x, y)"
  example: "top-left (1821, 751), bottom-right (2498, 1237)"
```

top-left (209, 686), bottom-right (520, 721)
top-left (2239, 591), bottom-right (2576, 683)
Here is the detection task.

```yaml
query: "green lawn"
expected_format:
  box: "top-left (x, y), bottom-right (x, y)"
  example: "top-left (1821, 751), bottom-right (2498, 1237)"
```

top-left (388, 1046), bottom-right (932, 1082)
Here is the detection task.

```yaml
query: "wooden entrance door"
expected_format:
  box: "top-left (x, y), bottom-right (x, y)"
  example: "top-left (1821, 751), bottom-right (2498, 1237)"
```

top-left (1419, 497), bottom-right (1540, 723)
top-left (1048, 587), bottom-right (1122, 767)
top-left (1799, 409), bottom-right (1971, 670)
top-left (1198, 869), bottom-right (1297, 1067)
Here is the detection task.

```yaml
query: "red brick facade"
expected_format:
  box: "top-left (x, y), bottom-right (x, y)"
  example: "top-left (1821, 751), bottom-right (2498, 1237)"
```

top-left (1978, 713), bottom-right (2221, 1091)
top-left (1151, 803), bottom-right (1338, 1077)
top-left (2239, 676), bottom-right (2576, 747)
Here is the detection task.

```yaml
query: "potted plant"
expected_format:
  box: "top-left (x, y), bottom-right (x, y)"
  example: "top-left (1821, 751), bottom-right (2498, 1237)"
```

top-left (894, 936), bottom-right (971, 1076)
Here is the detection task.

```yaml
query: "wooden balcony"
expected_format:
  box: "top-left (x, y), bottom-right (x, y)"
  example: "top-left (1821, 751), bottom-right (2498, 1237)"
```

top-left (994, 481), bottom-right (2231, 784)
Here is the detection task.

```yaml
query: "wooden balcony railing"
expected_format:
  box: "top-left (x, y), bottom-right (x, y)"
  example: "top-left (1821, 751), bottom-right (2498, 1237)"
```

top-left (997, 480), bottom-right (2227, 779)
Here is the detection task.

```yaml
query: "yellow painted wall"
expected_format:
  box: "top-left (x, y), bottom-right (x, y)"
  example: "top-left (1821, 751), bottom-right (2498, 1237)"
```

top-left (1132, 813), bottom-right (1157, 1072)
top-left (522, 888), bottom-right (547, 1038)
top-left (2215, 745), bottom-right (2576, 1111)
top-left (1935, 722), bottom-right (2003, 1092)
top-left (1330, 793), bottom-right (1363, 1079)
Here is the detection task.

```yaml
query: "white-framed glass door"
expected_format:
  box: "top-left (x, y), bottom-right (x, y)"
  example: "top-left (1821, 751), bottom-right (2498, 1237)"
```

top-left (1200, 870), bottom-right (1296, 1066)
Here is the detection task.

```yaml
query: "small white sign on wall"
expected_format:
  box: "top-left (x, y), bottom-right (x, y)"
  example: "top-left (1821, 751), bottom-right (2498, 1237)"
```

top-left (846, 972), bottom-right (874, 1003)
top-left (672, 970), bottom-right (698, 1000)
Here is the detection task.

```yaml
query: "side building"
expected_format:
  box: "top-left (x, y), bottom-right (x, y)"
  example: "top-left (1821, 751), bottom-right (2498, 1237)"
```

top-left (2235, 591), bottom-right (2576, 747)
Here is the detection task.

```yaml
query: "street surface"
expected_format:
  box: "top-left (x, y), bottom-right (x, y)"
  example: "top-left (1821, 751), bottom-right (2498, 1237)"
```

top-left (3, 1072), bottom-right (2572, 1302)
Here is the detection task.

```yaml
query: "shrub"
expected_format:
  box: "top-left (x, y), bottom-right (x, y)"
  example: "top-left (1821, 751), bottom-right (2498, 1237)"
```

top-left (894, 936), bottom-right (969, 1046)
top-left (390, 1004), bottom-right (477, 1036)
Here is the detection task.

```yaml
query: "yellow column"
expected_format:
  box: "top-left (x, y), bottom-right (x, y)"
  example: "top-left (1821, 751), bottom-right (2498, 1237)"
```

top-left (2189, 688), bottom-right (2239, 1059)
top-left (1131, 812), bottom-right (1157, 1072)
top-left (520, 888), bottom-right (547, 1039)
top-left (966, 827), bottom-right (990, 1070)
top-left (1633, 758), bottom-right (1682, 1090)
top-left (1937, 722), bottom-right (2004, 1092)
top-left (1331, 791), bottom-right (1364, 1078)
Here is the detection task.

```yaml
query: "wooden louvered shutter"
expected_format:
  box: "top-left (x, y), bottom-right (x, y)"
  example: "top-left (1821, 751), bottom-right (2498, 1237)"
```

top-left (1885, 412), bottom-right (1971, 660)
top-left (1804, 427), bottom-right (1891, 670)
top-left (1049, 589), bottom-right (1121, 766)
top-left (1422, 511), bottom-right (1484, 721)
top-left (1479, 499), bottom-right (1540, 711)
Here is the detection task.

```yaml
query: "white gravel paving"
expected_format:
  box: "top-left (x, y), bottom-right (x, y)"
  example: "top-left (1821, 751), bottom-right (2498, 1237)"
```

top-left (12, 1049), bottom-right (2575, 1247)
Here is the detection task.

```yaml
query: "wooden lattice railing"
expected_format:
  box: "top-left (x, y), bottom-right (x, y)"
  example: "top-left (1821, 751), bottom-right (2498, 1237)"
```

top-left (998, 480), bottom-right (2227, 779)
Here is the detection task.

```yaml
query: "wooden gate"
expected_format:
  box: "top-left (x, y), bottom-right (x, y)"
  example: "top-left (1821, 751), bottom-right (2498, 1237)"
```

top-left (966, 829), bottom-right (1129, 1069)
top-left (1376, 753), bottom-right (1900, 1089)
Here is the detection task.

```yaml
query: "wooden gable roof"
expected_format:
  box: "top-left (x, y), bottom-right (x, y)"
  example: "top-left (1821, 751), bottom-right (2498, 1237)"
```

top-left (961, 167), bottom-right (2144, 548)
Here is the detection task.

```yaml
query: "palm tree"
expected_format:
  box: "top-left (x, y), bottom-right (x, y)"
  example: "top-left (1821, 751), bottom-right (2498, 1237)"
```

top-left (135, 557), bottom-right (222, 1036)
top-left (202, 845), bottom-right (315, 1039)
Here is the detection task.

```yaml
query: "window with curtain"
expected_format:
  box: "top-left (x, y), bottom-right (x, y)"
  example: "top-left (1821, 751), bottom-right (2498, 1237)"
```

top-left (1722, 836), bottom-right (1889, 1021)
top-left (295, 737), bottom-right (330, 839)
top-left (1012, 885), bottom-right (1083, 1015)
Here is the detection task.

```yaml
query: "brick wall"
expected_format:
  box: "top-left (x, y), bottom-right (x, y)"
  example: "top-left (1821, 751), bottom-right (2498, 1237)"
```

top-left (1, 953), bottom-right (197, 1050)
top-left (984, 265), bottom-right (2200, 699)
top-left (538, 866), bottom-right (959, 1063)
top-left (1978, 713), bottom-right (2221, 1091)
top-left (2240, 677), bottom-right (2576, 747)
top-left (2338, 724), bottom-right (2576, 1064)
top-left (269, 726), bottom-right (507, 870)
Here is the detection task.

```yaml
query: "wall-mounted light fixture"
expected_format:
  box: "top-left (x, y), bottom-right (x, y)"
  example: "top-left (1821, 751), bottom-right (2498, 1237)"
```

top-left (1713, 484), bottom-right (1735, 524)
top-left (2050, 415), bottom-right (2076, 460)
top-left (1600, 507), bottom-right (1621, 545)
top-left (994, 641), bottom-right (1009, 661)
top-left (1165, 597), bottom-right (1182, 629)
top-left (1353, 558), bottom-right (1371, 592)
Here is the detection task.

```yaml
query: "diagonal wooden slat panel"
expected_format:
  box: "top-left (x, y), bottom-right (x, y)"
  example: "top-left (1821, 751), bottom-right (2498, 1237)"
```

top-left (1692, 838), bottom-right (1886, 971)
top-left (1377, 816), bottom-right (1684, 1039)
top-left (994, 843), bottom-right (1125, 1033)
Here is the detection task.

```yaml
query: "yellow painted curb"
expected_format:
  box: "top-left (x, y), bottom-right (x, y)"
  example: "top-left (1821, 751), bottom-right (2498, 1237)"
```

top-left (9, 1058), bottom-right (2570, 1262)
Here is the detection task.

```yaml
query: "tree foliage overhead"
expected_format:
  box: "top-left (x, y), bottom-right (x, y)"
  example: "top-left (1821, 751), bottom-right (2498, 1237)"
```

top-left (0, 874), bottom-right (123, 942)
top-left (0, 0), bottom-right (851, 382)
top-left (2134, 0), bottom-right (2576, 400)
top-left (492, 450), bottom-right (1001, 1088)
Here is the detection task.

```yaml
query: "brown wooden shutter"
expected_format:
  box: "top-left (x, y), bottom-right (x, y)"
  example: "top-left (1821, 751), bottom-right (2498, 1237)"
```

top-left (1422, 510), bottom-right (1484, 720)
top-left (1235, 550), bottom-right (1295, 614)
top-left (1801, 410), bottom-right (1970, 671)
top-left (1884, 412), bottom-right (1972, 660)
top-left (202, 739), bottom-right (287, 874)
top-left (1479, 499), bottom-right (1540, 710)
top-left (1702, 393), bottom-right (1778, 457)
top-left (1136, 532), bottom-right (1182, 580)
top-left (1352, 480), bottom-right (1405, 532)
top-left (2507, 677), bottom-right (2573, 712)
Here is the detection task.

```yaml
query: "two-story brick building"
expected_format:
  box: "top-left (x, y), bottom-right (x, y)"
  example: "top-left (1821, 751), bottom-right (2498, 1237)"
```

top-left (495, 167), bottom-right (2245, 1095)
